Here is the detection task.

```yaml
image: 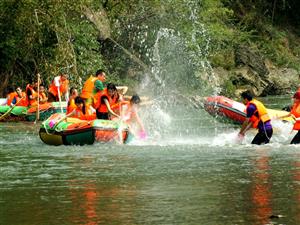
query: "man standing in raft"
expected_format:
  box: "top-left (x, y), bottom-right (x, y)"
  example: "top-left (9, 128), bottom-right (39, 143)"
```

top-left (238, 91), bottom-right (273, 145)
top-left (80, 69), bottom-right (106, 106)
top-left (48, 73), bottom-right (69, 102)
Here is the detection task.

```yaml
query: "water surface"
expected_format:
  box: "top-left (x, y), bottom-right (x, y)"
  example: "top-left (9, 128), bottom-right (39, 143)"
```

top-left (1, 99), bottom-right (300, 225)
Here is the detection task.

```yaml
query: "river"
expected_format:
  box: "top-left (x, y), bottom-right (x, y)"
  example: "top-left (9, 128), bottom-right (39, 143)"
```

top-left (1, 96), bottom-right (299, 225)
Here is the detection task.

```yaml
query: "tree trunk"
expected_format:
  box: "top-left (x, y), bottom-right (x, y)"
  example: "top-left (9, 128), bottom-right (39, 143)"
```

top-left (82, 6), bottom-right (152, 74)
top-left (0, 72), bottom-right (11, 96)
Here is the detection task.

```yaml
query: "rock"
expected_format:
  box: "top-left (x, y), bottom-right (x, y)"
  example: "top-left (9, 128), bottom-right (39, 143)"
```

top-left (235, 46), bottom-right (269, 77)
top-left (263, 68), bottom-right (299, 95)
top-left (231, 66), bottom-right (269, 96)
top-left (212, 67), bottom-right (229, 85)
top-left (209, 48), bottom-right (299, 97)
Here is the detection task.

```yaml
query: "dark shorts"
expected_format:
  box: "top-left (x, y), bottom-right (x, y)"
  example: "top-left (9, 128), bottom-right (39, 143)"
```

top-left (96, 111), bottom-right (109, 120)
top-left (252, 129), bottom-right (273, 145)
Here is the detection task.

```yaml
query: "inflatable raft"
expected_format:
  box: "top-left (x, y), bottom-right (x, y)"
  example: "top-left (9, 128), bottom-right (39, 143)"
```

top-left (203, 96), bottom-right (293, 124)
top-left (0, 101), bottom-right (67, 122)
top-left (39, 113), bottom-right (132, 145)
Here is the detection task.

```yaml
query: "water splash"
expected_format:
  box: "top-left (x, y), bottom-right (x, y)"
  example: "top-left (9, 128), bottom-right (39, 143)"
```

top-left (185, 0), bottom-right (221, 94)
top-left (132, 2), bottom-right (223, 143)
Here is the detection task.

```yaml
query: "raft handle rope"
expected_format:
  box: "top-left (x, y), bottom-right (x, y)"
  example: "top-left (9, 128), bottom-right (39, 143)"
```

top-left (262, 120), bottom-right (271, 142)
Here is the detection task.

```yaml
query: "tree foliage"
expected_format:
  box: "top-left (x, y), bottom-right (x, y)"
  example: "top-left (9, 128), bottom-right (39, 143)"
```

top-left (0, 0), bottom-right (299, 96)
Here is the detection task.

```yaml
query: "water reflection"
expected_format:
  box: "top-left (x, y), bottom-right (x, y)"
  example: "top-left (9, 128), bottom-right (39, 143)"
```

top-left (292, 154), bottom-right (300, 223)
top-left (67, 156), bottom-right (136, 225)
top-left (251, 148), bottom-right (272, 225)
top-left (2, 104), bottom-right (300, 225)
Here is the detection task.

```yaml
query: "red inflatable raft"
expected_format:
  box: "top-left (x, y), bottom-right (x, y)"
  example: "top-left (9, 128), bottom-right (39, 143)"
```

top-left (203, 96), bottom-right (293, 124)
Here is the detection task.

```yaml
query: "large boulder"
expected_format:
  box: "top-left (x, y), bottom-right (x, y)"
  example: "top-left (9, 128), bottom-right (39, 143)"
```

top-left (211, 45), bottom-right (300, 97)
top-left (231, 66), bottom-right (269, 96)
top-left (235, 46), bottom-right (269, 78)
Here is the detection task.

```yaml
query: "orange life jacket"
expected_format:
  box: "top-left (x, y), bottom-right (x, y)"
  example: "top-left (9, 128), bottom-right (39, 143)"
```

top-left (80, 76), bottom-right (98, 99)
top-left (26, 84), bottom-right (38, 106)
top-left (6, 92), bottom-right (17, 106)
top-left (85, 103), bottom-right (96, 120)
top-left (70, 106), bottom-right (95, 121)
top-left (71, 108), bottom-right (87, 120)
top-left (48, 76), bottom-right (69, 97)
top-left (93, 88), bottom-right (105, 109)
top-left (15, 92), bottom-right (28, 106)
top-left (247, 99), bottom-right (270, 128)
top-left (291, 102), bottom-right (300, 130)
top-left (39, 92), bottom-right (48, 103)
top-left (67, 98), bottom-right (77, 114)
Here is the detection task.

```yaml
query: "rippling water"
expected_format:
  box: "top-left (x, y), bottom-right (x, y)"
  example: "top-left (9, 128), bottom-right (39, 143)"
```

top-left (1, 97), bottom-right (300, 225)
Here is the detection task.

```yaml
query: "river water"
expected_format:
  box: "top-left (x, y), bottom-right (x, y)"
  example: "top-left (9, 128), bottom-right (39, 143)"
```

top-left (1, 96), bottom-right (300, 225)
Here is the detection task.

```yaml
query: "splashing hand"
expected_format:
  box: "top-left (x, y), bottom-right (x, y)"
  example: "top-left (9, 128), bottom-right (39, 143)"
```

top-left (138, 130), bottom-right (147, 140)
top-left (236, 132), bottom-right (244, 143)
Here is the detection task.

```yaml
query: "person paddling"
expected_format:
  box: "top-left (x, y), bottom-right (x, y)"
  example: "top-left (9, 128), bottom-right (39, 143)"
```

top-left (48, 73), bottom-right (69, 102)
top-left (238, 91), bottom-right (273, 145)
top-left (26, 81), bottom-right (39, 106)
top-left (11, 87), bottom-right (27, 106)
top-left (38, 85), bottom-right (48, 104)
top-left (6, 87), bottom-right (17, 106)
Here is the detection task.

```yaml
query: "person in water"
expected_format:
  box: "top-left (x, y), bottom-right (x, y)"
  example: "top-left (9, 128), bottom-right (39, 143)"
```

top-left (119, 94), bottom-right (146, 138)
top-left (276, 92), bottom-right (300, 144)
top-left (238, 91), bottom-right (273, 145)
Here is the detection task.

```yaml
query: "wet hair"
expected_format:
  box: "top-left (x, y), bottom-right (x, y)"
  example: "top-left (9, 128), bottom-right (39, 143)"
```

top-left (130, 94), bottom-right (141, 104)
top-left (241, 91), bottom-right (253, 101)
top-left (74, 96), bottom-right (86, 114)
top-left (95, 69), bottom-right (105, 76)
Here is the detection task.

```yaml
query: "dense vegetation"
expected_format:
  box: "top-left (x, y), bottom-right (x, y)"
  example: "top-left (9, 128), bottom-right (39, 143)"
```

top-left (1, 0), bottom-right (299, 96)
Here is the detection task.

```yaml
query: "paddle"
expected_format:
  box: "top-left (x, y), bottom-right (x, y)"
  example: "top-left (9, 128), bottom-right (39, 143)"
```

top-left (47, 110), bottom-right (76, 130)
top-left (34, 73), bottom-right (41, 123)
top-left (0, 97), bottom-right (25, 121)
top-left (57, 85), bottom-right (64, 113)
